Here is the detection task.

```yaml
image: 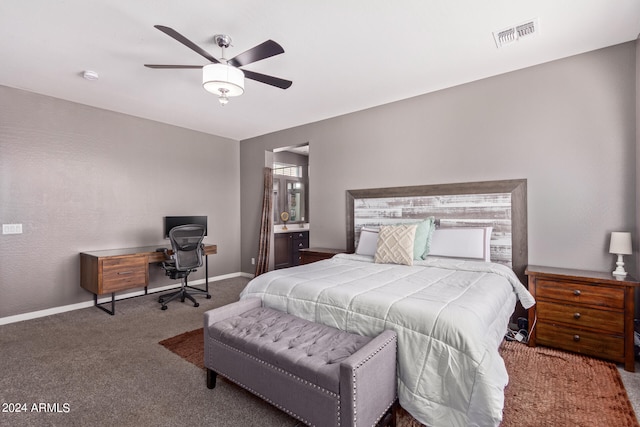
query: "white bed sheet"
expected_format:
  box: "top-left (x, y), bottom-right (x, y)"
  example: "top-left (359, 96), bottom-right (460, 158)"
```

top-left (239, 254), bottom-right (534, 427)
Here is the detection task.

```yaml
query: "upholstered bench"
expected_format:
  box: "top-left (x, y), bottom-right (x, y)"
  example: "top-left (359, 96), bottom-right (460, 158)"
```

top-left (204, 298), bottom-right (398, 427)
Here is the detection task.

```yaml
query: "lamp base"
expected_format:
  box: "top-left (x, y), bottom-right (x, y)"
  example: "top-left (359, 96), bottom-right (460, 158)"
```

top-left (613, 270), bottom-right (628, 279)
top-left (613, 254), bottom-right (627, 278)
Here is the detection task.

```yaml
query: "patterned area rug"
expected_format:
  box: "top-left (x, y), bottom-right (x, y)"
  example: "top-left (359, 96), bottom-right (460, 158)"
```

top-left (160, 329), bottom-right (639, 427)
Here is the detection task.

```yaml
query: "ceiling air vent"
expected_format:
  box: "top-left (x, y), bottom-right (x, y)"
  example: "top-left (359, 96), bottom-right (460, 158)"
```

top-left (493, 18), bottom-right (538, 48)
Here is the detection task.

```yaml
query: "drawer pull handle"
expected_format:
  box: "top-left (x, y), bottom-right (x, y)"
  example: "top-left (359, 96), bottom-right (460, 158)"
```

top-left (573, 312), bottom-right (581, 320)
top-left (298, 243), bottom-right (304, 248)
top-left (573, 335), bottom-right (580, 342)
top-left (117, 271), bottom-right (134, 275)
top-left (573, 290), bottom-right (581, 296)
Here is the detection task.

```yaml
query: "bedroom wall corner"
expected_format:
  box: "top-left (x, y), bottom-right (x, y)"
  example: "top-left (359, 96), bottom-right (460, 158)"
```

top-left (634, 34), bottom-right (640, 313)
top-left (239, 41), bottom-right (637, 276)
top-left (0, 86), bottom-right (242, 319)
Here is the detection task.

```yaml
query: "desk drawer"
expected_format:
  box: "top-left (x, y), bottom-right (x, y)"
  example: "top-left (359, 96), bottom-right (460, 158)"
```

top-left (536, 322), bottom-right (624, 362)
top-left (101, 255), bottom-right (147, 293)
top-left (536, 301), bottom-right (623, 334)
top-left (536, 279), bottom-right (624, 309)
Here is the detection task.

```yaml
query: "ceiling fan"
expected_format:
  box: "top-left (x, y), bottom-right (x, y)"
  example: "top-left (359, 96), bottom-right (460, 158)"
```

top-left (145, 25), bottom-right (292, 105)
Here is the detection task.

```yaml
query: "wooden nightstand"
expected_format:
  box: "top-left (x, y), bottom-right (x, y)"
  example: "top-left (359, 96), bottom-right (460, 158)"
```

top-left (526, 265), bottom-right (640, 372)
top-left (299, 248), bottom-right (346, 265)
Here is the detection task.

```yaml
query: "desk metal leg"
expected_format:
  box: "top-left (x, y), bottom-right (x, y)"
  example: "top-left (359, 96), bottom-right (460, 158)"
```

top-left (94, 293), bottom-right (115, 315)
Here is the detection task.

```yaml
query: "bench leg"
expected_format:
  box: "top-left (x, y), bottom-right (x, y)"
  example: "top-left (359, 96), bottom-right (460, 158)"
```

top-left (376, 400), bottom-right (399, 427)
top-left (206, 368), bottom-right (217, 389)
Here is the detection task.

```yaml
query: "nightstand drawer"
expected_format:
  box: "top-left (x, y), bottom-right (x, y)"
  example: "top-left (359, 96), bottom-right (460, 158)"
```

top-left (536, 279), bottom-right (624, 309)
top-left (537, 322), bottom-right (624, 362)
top-left (536, 301), bottom-right (623, 334)
top-left (102, 256), bottom-right (147, 293)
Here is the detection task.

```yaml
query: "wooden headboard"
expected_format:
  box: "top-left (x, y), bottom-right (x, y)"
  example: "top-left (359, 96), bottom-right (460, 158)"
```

top-left (346, 179), bottom-right (528, 282)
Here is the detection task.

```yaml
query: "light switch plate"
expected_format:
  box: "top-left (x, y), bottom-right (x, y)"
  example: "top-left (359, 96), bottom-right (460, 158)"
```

top-left (2, 224), bottom-right (23, 234)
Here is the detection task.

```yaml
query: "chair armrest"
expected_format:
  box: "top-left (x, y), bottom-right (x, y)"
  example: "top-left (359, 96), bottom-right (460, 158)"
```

top-left (339, 330), bottom-right (398, 427)
top-left (203, 297), bottom-right (263, 333)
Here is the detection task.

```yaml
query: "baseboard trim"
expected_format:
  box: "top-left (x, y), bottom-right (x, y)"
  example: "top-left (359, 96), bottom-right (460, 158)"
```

top-left (0, 272), bottom-right (254, 326)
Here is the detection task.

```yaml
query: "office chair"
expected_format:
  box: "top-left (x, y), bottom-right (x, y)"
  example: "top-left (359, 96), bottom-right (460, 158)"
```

top-left (158, 224), bottom-right (210, 310)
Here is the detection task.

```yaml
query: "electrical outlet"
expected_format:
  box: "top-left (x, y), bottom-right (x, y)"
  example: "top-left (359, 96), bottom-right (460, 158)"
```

top-left (251, 258), bottom-right (256, 265)
top-left (2, 224), bottom-right (22, 234)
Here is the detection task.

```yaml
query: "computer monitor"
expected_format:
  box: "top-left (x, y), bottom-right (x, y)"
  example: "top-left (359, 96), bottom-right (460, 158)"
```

top-left (164, 216), bottom-right (208, 238)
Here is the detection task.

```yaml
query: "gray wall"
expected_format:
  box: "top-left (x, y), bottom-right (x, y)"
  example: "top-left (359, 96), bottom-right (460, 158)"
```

top-left (1, 40), bottom-right (637, 319)
top-left (0, 86), bottom-right (240, 318)
top-left (240, 42), bottom-right (637, 275)
top-left (636, 35), bottom-right (640, 306)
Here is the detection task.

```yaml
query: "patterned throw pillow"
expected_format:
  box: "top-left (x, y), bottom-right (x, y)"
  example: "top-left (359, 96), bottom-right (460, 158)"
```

top-left (374, 224), bottom-right (418, 266)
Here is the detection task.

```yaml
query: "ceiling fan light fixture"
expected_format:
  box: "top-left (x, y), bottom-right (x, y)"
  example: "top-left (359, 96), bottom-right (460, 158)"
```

top-left (202, 63), bottom-right (244, 99)
top-left (147, 26), bottom-right (292, 98)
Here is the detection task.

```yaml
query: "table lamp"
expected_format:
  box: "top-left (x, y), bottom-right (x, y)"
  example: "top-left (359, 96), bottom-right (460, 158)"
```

top-left (609, 231), bottom-right (632, 278)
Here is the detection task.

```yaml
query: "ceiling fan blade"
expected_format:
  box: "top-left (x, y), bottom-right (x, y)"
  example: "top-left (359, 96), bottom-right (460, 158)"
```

top-left (144, 64), bottom-right (203, 69)
top-left (242, 69), bottom-right (292, 89)
top-left (154, 25), bottom-right (219, 64)
top-left (228, 40), bottom-right (284, 67)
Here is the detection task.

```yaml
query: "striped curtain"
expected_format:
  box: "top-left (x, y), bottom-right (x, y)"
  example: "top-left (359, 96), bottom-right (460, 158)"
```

top-left (254, 167), bottom-right (273, 276)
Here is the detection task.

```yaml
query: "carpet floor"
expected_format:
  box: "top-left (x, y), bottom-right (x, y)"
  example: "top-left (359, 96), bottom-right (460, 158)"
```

top-left (162, 327), bottom-right (639, 427)
top-left (1, 275), bottom-right (639, 427)
top-left (0, 277), bottom-right (298, 427)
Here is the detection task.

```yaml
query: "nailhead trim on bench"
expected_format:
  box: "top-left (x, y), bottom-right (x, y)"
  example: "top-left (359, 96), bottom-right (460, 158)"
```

top-left (206, 304), bottom-right (397, 427)
top-left (351, 334), bottom-right (398, 426)
top-left (210, 331), bottom-right (397, 426)
top-left (210, 338), bottom-right (340, 426)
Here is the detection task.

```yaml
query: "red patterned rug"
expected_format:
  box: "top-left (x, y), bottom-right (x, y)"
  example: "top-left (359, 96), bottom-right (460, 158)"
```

top-left (161, 329), bottom-right (638, 427)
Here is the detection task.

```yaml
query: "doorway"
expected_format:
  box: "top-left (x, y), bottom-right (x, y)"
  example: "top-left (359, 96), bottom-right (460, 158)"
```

top-left (272, 143), bottom-right (309, 269)
top-left (272, 143), bottom-right (309, 227)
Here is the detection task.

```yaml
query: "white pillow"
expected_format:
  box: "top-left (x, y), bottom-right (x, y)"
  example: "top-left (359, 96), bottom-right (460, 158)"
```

top-left (355, 218), bottom-right (435, 260)
top-left (428, 227), bottom-right (493, 261)
top-left (374, 224), bottom-right (417, 266)
top-left (355, 227), bottom-right (379, 256)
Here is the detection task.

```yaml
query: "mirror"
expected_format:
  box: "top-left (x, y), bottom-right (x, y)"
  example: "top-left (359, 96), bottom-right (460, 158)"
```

top-left (272, 143), bottom-right (309, 225)
top-left (273, 179), bottom-right (280, 224)
top-left (273, 176), bottom-right (307, 224)
top-left (286, 180), bottom-right (304, 222)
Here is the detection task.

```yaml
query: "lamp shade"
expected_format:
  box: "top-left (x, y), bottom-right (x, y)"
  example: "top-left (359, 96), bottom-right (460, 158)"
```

top-left (609, 232), bottom-right (632, 255)
top-left (202, 63), bottom-right (244, 96)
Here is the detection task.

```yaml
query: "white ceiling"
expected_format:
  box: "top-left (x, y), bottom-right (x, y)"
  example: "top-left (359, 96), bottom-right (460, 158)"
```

top-left (1, 1), bottom-right (638, 141)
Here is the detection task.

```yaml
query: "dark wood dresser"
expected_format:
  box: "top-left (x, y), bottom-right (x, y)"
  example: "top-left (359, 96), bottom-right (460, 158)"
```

top-left (274, 231), bottom-right (309, 269)
top-left (526, 265), bottom-right (639, 371)
top-left (299, 248), bottom-right (346, 265)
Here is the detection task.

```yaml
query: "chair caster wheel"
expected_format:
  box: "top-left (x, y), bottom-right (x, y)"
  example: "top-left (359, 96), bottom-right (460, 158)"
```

top-left (158, 298), bottom-right (164, 303)
top-left (194, 302), bottom-right (200, 308)
top-left (181, 298), bottom-right (185, 303)
top-left (161, 305), bottom-right (168, 310)
top-left (206, 295), bottom-right (211, 299)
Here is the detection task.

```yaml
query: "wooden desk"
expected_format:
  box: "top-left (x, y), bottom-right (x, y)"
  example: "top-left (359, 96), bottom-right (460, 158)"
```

top-left (80, 244), bottom-right (217, 315)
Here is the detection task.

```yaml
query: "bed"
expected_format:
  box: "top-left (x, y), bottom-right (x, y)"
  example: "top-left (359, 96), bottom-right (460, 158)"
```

top-left (240, 179), bottom-right (535, 426)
